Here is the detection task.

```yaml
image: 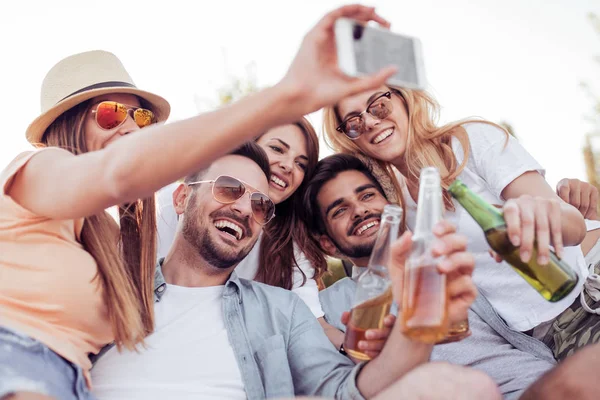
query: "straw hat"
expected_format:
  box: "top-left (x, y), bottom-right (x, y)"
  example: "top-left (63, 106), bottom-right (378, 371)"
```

top-left (26, 50), bottom-right (171, 144)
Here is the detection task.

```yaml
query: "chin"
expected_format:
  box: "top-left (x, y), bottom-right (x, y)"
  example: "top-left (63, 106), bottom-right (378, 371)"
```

top-left (272, 192), bottom-right (289, 205)
top-left (374, 147), bottom-right (404, 163)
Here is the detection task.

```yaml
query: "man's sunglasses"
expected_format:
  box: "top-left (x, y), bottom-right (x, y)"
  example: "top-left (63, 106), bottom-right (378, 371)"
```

top-left (187, 175), bottom-right (276, 225)
top-left (91, 101), bottom-right (156, 130)
top-left (336, 91), bottom-right (394, 140)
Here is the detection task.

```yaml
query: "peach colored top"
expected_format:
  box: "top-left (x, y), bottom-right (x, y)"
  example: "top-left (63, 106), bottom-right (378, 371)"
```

top-left (0, 149), bottom-right (113, 385)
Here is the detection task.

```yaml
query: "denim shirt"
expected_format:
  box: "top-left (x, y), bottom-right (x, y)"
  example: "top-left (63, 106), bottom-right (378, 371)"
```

top-left (94, 261), bottom-right (366, 400)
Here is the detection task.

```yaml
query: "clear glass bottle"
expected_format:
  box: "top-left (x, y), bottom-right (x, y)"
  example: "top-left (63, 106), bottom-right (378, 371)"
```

top-left (401, 167), bottom-right (450, 343)
top-left (343, 204), bottom-right (402, 361)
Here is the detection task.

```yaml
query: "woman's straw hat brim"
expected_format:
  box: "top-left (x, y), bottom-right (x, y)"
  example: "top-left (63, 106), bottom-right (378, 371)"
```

top-left (26, 50), bottom-right (171, 144)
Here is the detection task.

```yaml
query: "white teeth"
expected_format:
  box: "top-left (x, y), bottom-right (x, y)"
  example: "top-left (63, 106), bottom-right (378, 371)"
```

top-left (356, 220), bottom-right (380, 236)
top-left (271, 175), bottom-right (287, 188)
top-left (373, 128), bottom-right (393, 144)
top-left (214, 220), bottom-right (243, 240)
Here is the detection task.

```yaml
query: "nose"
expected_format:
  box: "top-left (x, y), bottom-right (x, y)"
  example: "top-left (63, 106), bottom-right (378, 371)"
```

top-left (352, 204), bottom-right (370, 220)
top-left (230, 192), bottom-right (254, 219)
top-left (278, 157), bottom-right (293, 174)
top-left (363, 112), bottom-right (381, 131)
top-left (116, 112), bottom-right (141, 136)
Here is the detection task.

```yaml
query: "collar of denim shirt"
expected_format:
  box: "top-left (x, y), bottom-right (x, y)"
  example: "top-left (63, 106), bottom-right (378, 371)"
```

top-left (154, 258), bottom-right (242, 303)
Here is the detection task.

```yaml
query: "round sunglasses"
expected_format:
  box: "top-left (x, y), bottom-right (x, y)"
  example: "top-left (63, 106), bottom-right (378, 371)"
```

top-left (187, 175), bottom-right (276, 225)
top-left (336, 91), bottom-right (394, 140)
top-left (91, 101), bottom-right (156, 130)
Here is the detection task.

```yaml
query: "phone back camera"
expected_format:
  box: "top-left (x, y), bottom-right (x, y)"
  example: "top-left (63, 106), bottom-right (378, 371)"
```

top-left (352, 24), bottom-right (364, 40)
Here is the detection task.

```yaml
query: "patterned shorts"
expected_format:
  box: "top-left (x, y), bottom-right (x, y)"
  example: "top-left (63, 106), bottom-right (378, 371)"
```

top-left (541, 262), bottom-right (600, 361)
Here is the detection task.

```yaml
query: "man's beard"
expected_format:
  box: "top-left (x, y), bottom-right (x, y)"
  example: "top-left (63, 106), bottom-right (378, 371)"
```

top-left (182, 198), bottom-right (256, 269)
top-left (331, 212), bottom-right (381, 259)
top-left (330, 235), bottom-right (376, 259)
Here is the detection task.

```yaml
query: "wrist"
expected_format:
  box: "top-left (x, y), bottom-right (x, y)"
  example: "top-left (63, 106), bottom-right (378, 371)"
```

top-left (339, 343), bottom-right (348, 356)
top-left (271, 79), bottom-right (309, 121)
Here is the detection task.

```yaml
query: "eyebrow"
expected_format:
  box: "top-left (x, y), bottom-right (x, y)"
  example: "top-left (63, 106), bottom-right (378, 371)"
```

top-left (269, 138), bottom-right (309, 161)
top-left (324, 183), bottom-right (378, 217)
top-left (355, 183), bottom-right (378, 194)
top-left (341, 91), bottom-right (385, 121)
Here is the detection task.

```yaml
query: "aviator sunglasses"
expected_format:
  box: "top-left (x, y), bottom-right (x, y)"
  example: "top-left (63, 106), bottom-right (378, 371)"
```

top-left (336, 91), bottom-right (394, 140)
top-left (187, 175), bottom-right (276, 225)
top-left (91, 101), bottom-right (156, 130)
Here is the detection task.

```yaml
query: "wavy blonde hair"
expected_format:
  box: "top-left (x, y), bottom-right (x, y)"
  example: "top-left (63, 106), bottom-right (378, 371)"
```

top-left (323, 85), bottom-right (507, 210)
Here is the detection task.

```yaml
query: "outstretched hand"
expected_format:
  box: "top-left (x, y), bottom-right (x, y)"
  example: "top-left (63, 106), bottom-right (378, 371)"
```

top-left (280, 4), bottom-right (397, 116)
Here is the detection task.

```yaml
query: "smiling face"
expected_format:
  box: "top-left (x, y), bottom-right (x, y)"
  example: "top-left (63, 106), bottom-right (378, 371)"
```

top-left (256, 124), bottom-right (309, 205)
top-left (336, 86), bottom-right (409, 165)
top-left (316, 170), bottom-right (389, 263)
top-left (83, 93), bottom-right (145, 151)
top-left (180, 155), bottom-right (269, 269)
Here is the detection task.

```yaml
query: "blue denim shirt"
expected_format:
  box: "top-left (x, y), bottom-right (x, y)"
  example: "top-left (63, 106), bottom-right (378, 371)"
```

top-left (97, 262), bottom-right (366, 400)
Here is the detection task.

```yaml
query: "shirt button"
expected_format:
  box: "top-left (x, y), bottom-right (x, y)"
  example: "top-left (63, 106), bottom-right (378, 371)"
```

top-left (157, 284), bottom-right (166, 293)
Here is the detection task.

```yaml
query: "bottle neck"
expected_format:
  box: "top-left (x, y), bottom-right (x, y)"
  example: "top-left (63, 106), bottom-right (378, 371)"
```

top-left (413, 182), bottom-right (443, 238)
top-left (367, 207), bottom-right (401, 276)
top-left (448, 180), bottom-right (505, 232)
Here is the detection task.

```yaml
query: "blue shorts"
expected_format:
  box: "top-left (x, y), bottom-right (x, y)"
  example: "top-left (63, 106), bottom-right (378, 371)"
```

top-left (0, 326), bottom-right (95, 400)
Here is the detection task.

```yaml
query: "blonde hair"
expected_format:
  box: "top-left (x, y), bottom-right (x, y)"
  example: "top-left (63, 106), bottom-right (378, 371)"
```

top-left (323, 85), bottom-right (508, 209)
top-left (39, 99), bottom-right (155, 350)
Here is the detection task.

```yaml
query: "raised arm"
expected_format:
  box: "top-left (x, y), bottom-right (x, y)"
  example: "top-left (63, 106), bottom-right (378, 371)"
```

top-left (8, 4), bottom-right (396, 220)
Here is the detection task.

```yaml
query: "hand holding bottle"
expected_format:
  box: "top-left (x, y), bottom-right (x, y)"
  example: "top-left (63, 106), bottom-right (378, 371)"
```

top-left (340, 312), bottom-right (396, 360)
top-left (393, 221), bottom-right (477, 336)
top-left (449, 179), bottom-right (579, 302)
top-left (503, 195), bottom-right (564, 265)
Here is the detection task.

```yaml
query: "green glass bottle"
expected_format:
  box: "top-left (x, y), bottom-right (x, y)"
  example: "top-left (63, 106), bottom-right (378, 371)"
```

top-left (448, 179), bottom-right (578, 302)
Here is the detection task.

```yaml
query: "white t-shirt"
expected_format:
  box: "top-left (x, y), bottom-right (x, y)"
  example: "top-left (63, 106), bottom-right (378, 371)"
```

top-left (91, 284), bottom-right (246, 400)
top-left (155, 184), bottom-right (325, 319)
top-left (236, 235), bottom-right (324, 318)
top-left (399, 122), bottom-right (587, 331)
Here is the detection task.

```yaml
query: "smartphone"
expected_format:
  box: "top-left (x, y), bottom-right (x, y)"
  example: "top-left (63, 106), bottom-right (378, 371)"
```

top-left (335, 18), bottom-right (427, 90)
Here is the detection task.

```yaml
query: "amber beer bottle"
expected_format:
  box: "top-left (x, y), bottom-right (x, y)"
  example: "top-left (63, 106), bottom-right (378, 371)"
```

top-left (448, 179), bottom-right (579, 302)
top-left (343, 204), bottom-right (401, 361)
top-left (401, 167), bottom-right (450, 343)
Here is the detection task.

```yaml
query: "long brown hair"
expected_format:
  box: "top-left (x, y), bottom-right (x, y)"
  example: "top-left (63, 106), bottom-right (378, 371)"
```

top-left (39, 99), bottom-right (156, 350)
top-left (255, 118), bottom-right (327, 290)
top-left (323, 86), bottom-right (507, 210)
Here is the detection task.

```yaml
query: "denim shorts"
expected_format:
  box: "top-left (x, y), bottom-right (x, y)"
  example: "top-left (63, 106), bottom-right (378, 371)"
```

top-left (0, 326), bottom-right (95, 400)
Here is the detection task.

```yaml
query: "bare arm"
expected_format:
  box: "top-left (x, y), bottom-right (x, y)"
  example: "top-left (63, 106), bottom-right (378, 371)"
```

top-left (501, 171), bottom-right (586, 263)
top-left (8, 5), bottom-right (396, 220)
top-left (318, 317), bottom-right (345, 349)
top-left (520, 342), bottom-right (600, 400)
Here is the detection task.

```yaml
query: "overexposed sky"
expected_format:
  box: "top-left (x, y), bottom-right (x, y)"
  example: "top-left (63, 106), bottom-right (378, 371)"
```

top-left (1, 0), bottom-right (599, 187)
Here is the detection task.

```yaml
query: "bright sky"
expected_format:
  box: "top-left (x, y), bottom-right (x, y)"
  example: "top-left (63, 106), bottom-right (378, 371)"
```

top-left (1, 0), bottom-right (599, 187)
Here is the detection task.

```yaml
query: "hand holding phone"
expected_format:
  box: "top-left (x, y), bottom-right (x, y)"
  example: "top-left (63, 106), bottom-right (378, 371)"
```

top-left (335, 18), bottom-right (427, 90)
